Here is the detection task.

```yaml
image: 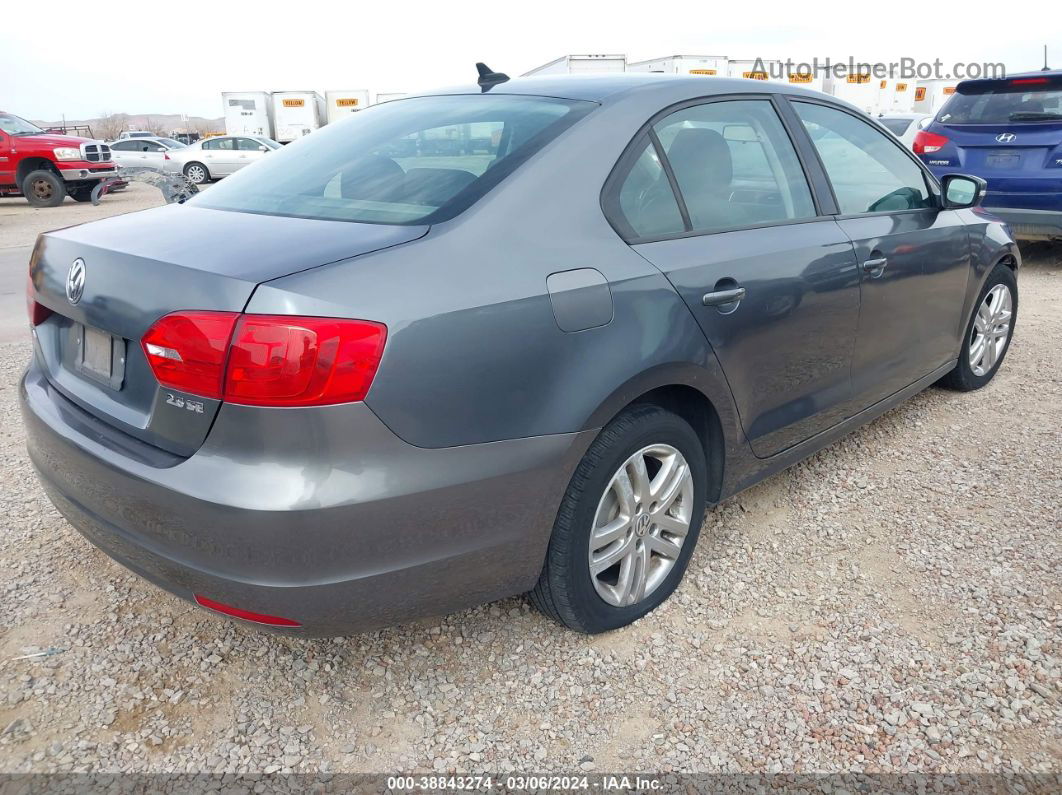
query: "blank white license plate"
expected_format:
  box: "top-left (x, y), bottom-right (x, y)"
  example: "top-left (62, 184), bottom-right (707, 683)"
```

top-left (83, 326), bottom-right (113, 380)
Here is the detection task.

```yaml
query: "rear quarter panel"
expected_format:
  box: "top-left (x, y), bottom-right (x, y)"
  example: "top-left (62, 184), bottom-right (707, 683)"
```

top-left (248, 89), bottom-right (746, 456)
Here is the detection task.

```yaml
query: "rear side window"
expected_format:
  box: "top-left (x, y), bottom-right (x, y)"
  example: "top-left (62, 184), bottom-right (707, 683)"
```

top-left (879, 118), bottom-right (913, 136)
top-left (938, 78), bottom-right (1062, 124)
top-left (609, 137), bottom-right (686, 239)
top-left (193, 95), bottom-right (594, 225)
top-left (654, 99), bottom-right (816, 233)
top-left (794, 102), bottom-right (933, 214)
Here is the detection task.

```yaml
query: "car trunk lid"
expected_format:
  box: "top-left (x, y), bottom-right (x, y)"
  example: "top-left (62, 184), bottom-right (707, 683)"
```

top-left (30, 203), bottom-right (426, 457)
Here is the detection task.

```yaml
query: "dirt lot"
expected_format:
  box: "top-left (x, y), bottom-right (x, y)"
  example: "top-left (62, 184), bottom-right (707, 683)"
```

top-left (0, 193), bottom-right (1059, 777)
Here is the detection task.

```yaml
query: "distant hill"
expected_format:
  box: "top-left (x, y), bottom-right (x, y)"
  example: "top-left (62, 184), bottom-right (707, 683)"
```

top-left (31, 113), bottom-right (224, 140)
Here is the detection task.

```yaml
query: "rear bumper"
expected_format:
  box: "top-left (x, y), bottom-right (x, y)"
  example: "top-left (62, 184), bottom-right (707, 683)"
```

top-left (20, 356), bottom-right (591, 635)
top-left (982, 207), bottom-right (1062, 240)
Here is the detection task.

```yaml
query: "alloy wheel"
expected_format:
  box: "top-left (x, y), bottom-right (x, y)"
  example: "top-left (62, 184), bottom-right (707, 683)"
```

top-left (969, 284), bottom-right (1012, 376)
top-left (186, 166), bottom-right (206, 184)
top-left (588, 444), bottom-right (694, 607)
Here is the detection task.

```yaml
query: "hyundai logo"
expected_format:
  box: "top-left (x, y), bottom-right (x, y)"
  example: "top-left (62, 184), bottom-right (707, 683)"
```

top-left (996, 133), bottom-right (1016, 143)
top-left (66, 258), bottom-right (86, 305)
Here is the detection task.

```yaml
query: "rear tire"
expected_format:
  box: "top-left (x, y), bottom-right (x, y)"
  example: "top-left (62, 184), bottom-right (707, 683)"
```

top-left (22, 169), bottom-right (64, 207)
top-left (938, 263), bottom-right (1018, 391)
top-left (184, 162), bottom-right (210, 184)
top-left (530, 405), bottom-right (707, 633)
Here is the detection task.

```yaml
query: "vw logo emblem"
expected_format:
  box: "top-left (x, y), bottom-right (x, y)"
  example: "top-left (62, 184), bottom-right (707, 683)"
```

top-left (996, 133), bottom-right (1016, 143)
top-left (635, 513), bottom-right (652, 536)
top-left (66, 258), bottom-right (86, 305)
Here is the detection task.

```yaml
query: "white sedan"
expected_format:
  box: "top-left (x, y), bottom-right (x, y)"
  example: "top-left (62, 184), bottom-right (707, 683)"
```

top-left (162, 135), bottom-right (281, 184)
top-left (107, 136), bottom-right (187, 170)
top-left (876, 113), bottom-right (934, 151)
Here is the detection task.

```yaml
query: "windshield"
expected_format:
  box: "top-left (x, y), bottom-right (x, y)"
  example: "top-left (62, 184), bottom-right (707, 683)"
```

top-left (255, 137), bottom-right (282, 149)
top-left (192, 94), bottom-right (595, 224)
top-left (158, 138), bottom-right (186, 148)
top-left (0, 113), bottom-right (45, 136)
top-left (938, 78), bottom-right (1062, 124)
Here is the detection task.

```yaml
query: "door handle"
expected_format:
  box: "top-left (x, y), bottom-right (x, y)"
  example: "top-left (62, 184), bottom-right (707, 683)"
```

top-left (702, 287), bottom-right (746, 307)
top-left (862, 257), bottom-right (888, 277)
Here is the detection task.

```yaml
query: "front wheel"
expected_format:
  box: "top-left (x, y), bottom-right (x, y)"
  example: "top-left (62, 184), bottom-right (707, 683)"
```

top-left (938, 263), bottom-right (1018, 391)
top-left (183, 162), bottom-right (210, 184)
top-left (22, 169), bottom-right (65, 207)
top-left (530, 405), bottom-right (707, 633)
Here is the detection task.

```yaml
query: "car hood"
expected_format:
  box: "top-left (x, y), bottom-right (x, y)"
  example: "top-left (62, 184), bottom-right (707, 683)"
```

top-left (15, 132), bottom-right (100, 147)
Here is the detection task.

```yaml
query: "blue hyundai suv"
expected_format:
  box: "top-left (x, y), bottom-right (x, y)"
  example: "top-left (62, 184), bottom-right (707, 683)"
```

top-left (915, 71), bottom-right (1062, 241)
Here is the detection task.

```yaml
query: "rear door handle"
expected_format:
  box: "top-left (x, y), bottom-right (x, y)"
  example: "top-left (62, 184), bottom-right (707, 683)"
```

top-left (702, 287), bottom-right (746, 306)
top-left (862, 257), bottom-right (888, 277)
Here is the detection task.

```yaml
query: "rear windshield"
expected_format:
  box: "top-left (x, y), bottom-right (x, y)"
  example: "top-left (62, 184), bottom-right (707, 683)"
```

top-left (938, 78), bottom-right (1062, 124)
top-left (192, 94), bottom-right (595, 224)
top-left (878, 117), bottom-right (913, 135)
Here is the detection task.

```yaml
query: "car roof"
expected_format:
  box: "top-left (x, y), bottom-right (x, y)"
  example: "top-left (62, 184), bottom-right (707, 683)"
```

top-left (421, 73), bottom-right (829, 104)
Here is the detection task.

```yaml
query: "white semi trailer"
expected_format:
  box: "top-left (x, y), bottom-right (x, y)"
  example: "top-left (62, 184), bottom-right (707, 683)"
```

top-left (824, 73), bottom-right (880, 113)
top-left (325, 90), bottom-right (370, 123)
top-left (627, 54), bottom-right (728, 77)
top-left (523, 54), bottom-right (626, 76)
top-left (726, 58), bottom-right (783, 83)
top-left (271, 91), bottom-right (326, 143)
top-left (878, 79), bottom-right (916, 113)
top-left (913, 79), bottom-right (959, 115)
top-left (222, 91), bottom-right (274, 138)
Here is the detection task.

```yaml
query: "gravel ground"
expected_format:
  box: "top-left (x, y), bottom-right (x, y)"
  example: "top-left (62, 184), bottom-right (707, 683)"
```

top-left (0, 247), bottom-right (1059, 778)
top-left (0, 183), bottom-right (168, 250)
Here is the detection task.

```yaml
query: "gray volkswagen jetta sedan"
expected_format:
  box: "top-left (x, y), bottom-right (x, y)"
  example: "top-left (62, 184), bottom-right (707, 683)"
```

top-left (22, 72), bottom-right (1019, 635)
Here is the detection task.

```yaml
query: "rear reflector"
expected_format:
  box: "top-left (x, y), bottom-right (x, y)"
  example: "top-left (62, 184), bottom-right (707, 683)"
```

top-left (913, 130), bottom-right (950, 155)
top-left (193, 594), bottom-right (301, 627)
top-left (141, 312), bottom-right (387, 406)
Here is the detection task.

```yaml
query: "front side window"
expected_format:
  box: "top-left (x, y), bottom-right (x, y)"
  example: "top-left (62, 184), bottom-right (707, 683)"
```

top-left (237, 137), bottom-right (264, 151)
top-left (192, 94), bottom-right (594, 224)
top-left (794, 102), bottom-right (933, 214)
top-left (653, 99), bottom-right (816, 233)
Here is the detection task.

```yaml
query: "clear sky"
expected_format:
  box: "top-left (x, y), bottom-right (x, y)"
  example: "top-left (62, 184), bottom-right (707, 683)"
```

top-left (2, 0), bottom-right (1058, 121)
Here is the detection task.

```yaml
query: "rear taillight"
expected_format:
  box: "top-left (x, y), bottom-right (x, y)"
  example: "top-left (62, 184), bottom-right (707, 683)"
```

top-left (163, 152), bottom-right (171, 160)
top-left (141, 312), bottom-right (386, 406)
top-left (27, 278), bottom-right (52, 326)
top-left (913, 130), bottom-right (949, 155)
top-left (225, 315), bottom-right (386, 406)
top-left (142, 311), bottom-right (240, 399)
top-left (27, 239), bottom-right (51, 327)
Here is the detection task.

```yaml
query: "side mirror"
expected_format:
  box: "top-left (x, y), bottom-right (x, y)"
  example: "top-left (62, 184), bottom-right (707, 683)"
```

top-left (941, 174), bottom-right (987, 209)
top-left (258, 145), bottom-right (269, 152)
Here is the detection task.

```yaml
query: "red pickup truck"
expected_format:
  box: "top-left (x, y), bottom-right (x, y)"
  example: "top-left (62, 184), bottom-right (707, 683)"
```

top-left (0, 111), bottom-right (119, 206)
